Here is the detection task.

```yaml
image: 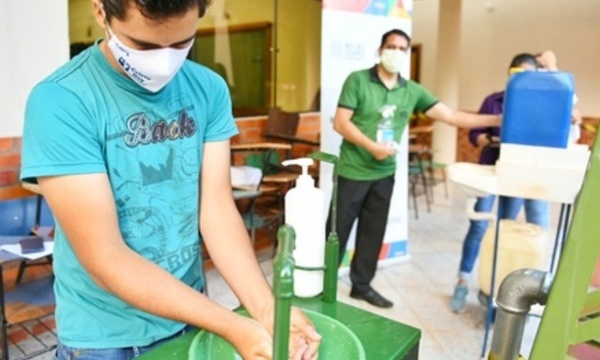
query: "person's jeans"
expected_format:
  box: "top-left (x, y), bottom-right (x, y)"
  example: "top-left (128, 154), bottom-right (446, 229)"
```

top-left (523, 198), bottom-right (550, 230)
top-left (458, 195), bottom-right (549, 280)
top-left (54, 326), bottom-right (193, 360)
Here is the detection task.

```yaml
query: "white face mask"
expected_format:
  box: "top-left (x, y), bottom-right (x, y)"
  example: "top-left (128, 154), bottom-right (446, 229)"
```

top-left (380, 49), bottom-right (407, 74)
top-left (106, 25), bottom-right (193, 92)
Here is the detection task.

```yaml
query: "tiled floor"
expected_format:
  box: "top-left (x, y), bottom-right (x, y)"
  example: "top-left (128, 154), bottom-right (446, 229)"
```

top-left (3, 274), bottom-right (57, 360)
top-left (7, 181), bottom-right (554, 360)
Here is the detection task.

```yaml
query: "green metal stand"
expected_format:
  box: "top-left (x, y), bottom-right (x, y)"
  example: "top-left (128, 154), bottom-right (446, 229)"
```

top-left (307, 151), bottom-right (340, 304)
top-left (529, 133), bottom-right (600, 359)
top-left (140, 151), bottom-right (421, 360)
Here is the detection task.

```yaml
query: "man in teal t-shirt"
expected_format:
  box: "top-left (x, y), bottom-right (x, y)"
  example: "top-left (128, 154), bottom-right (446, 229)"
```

top-left (21, 1), bottom-right (320, 359)
top-left (328, 28), bottom-right (501, 308)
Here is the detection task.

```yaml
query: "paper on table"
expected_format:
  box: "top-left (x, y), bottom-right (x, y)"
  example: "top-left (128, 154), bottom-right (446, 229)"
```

top-left (0, 241), bottom-right (54, 260)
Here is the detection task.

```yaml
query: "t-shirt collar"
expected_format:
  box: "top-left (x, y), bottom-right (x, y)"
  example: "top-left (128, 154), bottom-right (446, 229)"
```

top-left (369, 65), bottom-right (407, 88)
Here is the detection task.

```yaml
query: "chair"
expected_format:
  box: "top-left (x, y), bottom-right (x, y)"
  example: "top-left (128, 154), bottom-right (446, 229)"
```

top-left (263, 108), bottom-right (321, 181)
top-left (408, 144), bottom-right (432, 219)
top-left (264, 108), bottom-right (321, 156)
top-left (230, 143), bottom-right (290, 257)
top-left (420, 154), bottom-right (449, 200)
top-left (0, 186), bottom-right (54, 286)
top-left (409, 123), bottom-right (449, 202)
top-left (0, 186), bottom-right (56, 360)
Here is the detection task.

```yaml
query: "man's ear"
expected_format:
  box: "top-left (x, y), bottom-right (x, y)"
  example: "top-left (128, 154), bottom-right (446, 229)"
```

top-left (92, 0), bottom-right (107, 30)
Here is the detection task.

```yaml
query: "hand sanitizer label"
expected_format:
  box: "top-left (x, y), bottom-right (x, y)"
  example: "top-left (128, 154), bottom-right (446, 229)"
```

top-left (377, 104), bottom-right (397, 144)
top-left (377, 127), bottom-right (394, 143)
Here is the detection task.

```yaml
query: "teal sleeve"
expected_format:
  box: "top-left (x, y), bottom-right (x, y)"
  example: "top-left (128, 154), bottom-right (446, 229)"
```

top-left (21, 82), bottom-right (106, 183)
top-left (413, 82), bottom-right (439, 112)
top-left (337, 72), bottom-right (361, 110)
top-left (204, 74), bottom-right (238, 142)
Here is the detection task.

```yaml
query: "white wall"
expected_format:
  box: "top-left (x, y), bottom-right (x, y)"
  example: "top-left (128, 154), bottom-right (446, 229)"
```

top-left (0, 0), bottom-right (70, 137)
top-left (413, 0), bottom-right (600, 117)
top-left (411, 0), bottom-right (439, 92)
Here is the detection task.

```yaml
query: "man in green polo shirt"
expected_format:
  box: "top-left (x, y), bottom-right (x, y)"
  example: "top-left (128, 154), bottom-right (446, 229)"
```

top-left (327, 28), bottom-right (501, 308)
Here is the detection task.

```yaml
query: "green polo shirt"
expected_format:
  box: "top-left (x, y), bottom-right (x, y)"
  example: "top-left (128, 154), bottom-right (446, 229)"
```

top-left (337, 66), bottom-right (438, 180)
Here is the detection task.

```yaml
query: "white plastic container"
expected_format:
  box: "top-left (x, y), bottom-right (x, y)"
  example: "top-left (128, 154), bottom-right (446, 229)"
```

top-left (496, 143), bottom-right (589, 204)
top-left (479, 220), bottom-right (549, 296)
top-left (282, 158), bottom-right (326, 297)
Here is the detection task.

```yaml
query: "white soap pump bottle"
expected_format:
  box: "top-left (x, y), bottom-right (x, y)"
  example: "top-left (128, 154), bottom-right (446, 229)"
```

top-left (281, 157), bottom-right (326, 297)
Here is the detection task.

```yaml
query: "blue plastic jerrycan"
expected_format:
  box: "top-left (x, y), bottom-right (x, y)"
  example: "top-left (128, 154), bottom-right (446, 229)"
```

top-left (501, 71), bottom-right (574, 148)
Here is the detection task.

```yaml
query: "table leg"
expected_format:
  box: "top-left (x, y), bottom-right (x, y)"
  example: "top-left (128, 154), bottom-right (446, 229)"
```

top-left (560, 204), bottom-right (572, 256)
top-left (481, 210), bottom-right (502, 358)
top-left (549, 204), bottom-right (566, 274)
top-left (0, 265), bottom-right (8, 360)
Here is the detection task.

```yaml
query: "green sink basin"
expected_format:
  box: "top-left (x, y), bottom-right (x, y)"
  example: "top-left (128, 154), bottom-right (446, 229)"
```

top-left (188, 309), bottom-right (366, 359)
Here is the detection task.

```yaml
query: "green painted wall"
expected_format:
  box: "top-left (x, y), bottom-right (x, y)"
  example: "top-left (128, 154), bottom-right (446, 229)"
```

top-left (68, 0), bottom-right (321, 114)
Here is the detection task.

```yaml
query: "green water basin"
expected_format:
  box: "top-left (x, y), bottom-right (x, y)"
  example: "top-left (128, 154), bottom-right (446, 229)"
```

top-left (188, 309), bottom-right (366, 359)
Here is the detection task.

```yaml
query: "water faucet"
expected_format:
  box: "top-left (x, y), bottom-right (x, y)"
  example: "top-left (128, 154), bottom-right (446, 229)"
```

top-left (272, 224), bottom-right (296, 360)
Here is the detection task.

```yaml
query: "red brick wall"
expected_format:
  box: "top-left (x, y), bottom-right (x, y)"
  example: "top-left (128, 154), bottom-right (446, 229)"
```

top-left (232, 112), bottom-right (321, 164)
top-left (0, 137), bottom-right (22, 188)
top-left (0, 112), bottom-right (322, 189)
top-left (5, 112), bottom-right (595, 188)
top-left (580, 116), bottom-right (599, 149)
top-left (456, 128), bottom-right (480, 163)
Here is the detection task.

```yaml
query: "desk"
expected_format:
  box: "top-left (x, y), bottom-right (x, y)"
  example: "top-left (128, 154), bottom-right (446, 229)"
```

top-left (409, 124), bottom-right (434, 136)
top-left (231, 142), bottom-right (292, 152)
top-left (408, 144), bottom-right (432, 218)
top-left (232, 189), bottom-right (261, 200)
top-left (231, 141), bottom-right (294, 170)
top-left (230, 143), bottom-right (293, 243)
top-left (408, 124), bottom-right (434, 147)
top-left (231, 142), bottom-right (297, 187)
top-left (139, 297), bottom-right (420, 360)
top-left (0, 236), bottom-right (55, 360)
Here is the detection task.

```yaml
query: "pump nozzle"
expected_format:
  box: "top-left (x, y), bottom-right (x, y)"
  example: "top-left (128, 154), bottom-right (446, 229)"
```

top-left (282, 158), bottom-right (313, 175)
top-left (380, 104), bottom-right (397, 118)
top-left (282, 158), bottom-right (314, 188)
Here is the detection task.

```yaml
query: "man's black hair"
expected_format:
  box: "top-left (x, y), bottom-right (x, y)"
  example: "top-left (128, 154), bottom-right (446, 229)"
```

top-left (509, 53), bottom-right (538, 70)
top-left (101, 0), bottom-right (212, 22)
top-left (379, 29), bottom-right (411, 49)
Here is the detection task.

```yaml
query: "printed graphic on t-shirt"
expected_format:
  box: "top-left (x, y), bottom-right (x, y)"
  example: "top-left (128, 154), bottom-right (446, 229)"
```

top-left (106, 96), bottom-right (202, 274)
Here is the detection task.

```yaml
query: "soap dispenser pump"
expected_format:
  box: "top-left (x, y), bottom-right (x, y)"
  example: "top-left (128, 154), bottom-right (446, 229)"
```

top-left (281, 157), bottom-right (326, 297)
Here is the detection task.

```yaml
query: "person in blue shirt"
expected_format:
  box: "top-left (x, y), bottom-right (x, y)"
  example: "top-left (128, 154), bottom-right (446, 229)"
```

top-left (20, 1), bottom-right (320, 359)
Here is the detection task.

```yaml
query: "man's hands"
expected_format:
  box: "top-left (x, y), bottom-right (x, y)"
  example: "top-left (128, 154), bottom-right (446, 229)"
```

top-left (288, 307), bottom-right (321, 360)
top-left (369, 142), bottom-right (396, 161)
top-left (476, 133), bottom-right (500, 148)
top-left (231, 316), bottom-right (274, 359)
top-left (536, 50), bottom-right (558, 71)
top-left (245, 305), bottom-right (321, 360)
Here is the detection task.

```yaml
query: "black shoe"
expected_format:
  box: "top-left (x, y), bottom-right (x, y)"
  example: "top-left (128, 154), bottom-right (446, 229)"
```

top-left (477, 290), bottom-right (490, 307)
top-left (478, 290), bottom-right (497, 324)
top-left (350, 287), bottom-right (394, 308)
